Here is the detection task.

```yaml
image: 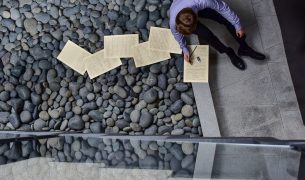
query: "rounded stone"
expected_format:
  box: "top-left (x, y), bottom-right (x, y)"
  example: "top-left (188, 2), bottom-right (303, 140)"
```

top-left (150, 64), bottom-right (161, 74)
top-left (157, 74), bottom-right (167, 90)
top-left (139, 112), bottom-right (153, 128)
top-left (90, 122), bottom-right (103, 133)
top-left (39, 111), bottom-right (50, 121)
top-left (113, 86), bottom-right (127, 99)
top-left (181, 105), bottom-right (194, 117)
top-left (137, 11), bottom-right (148, 28)
top-left (113, 26), bottom-right (123, 35)
top-left (1, 11), bottom-right (10, 18)
top-left (34, 119), bottom-right (46, 130)
top-left (143, 88), bottom-right (158, 104)
top-left (130, 122), bottom-right (141, 132)
top-left (75, 151), bottom-right (82, 160)
top-left (103, 111), bottom-right (112, 118)
top-left (181, 143), bottom-right (194, 155)
top-left (144, 125), bottom-right (158, 135)
top-left (0, 112), bottom-right (10, 124)
top-left (170, 157), bottom-right (181, 171)
top-left (146, 73), bottom-right (157, 86)
top-left (181, 93), bottom-right (194, 105)
top-left (16, 85), bottom-right (30, 100)
top-left (49, 109), bottom-right (60, 119)
top-left (0, 91), bottom-right (10, 101)
top-left (8, 113), bottom-right (21, 129)
top-left (139, 156), bottom-right (158, 169)
top-left (38, 60), bottom-right (52, 69)
top-left (115, 120), bottom-right (129, 129)
top-left (171, 129), bottom-right (184, 135)
top-left (170, 100), bottom-right (183, 114)
top-left (60, 120), bottom-right (68, 130)
top-left (181, 155), bottom-right (195, 169)
top-left (71, 140), bottom-right (81, 152)
top-left (106, 118), bottom-right (115, 127)
top-left (192, 118), bottom-right (200, 127)
top-left (24, 18), bottom-right (38, 35)
top-left (20, 111), bottom-right (32, 123)
top-left (68, 116), bottom-right (85, 130)
top-left (130, 110), bottom-right (140, 123)
top-left (87, 93), bottom-right (95, 101)
top-left (175, 83), bottom-right (189, 92)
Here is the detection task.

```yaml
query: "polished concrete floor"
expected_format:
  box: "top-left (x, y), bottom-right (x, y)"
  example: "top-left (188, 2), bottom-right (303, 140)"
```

top-left (202, 0), bottom-right (304, 139)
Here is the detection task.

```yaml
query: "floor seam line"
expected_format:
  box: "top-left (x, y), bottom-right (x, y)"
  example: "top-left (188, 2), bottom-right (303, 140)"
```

top-left (211, 69), bottom-right (269, 93)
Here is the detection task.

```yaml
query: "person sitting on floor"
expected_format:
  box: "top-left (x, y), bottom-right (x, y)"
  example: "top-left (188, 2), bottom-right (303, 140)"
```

top-left (170, 0), bottom-right (266, 70)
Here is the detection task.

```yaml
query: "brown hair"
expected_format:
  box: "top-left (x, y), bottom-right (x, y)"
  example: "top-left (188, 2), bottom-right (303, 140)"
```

top-left (176, 8), bottom-right (198, 35)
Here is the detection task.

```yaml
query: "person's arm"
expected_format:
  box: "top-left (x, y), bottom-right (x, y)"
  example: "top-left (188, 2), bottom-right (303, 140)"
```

top-left (197, 0), bottom-right (242, 31)
top-left (170, 26), bottom-right (191, 63)
top-left (170, 24), bottom-right (190, 55)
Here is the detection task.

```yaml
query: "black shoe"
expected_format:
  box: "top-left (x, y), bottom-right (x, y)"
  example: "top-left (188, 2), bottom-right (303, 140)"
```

top-left (238, 47), bottom-right (266, 60)
top-left (227, 48), bottom-right (246, 70)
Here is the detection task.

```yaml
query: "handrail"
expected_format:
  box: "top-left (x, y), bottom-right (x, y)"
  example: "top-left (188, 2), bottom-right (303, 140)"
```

top-left (0, 130), bottom-right (305, 151)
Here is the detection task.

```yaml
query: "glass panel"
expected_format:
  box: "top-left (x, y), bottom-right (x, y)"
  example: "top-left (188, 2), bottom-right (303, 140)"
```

top-left (0, 135), bottom-right (302, 179)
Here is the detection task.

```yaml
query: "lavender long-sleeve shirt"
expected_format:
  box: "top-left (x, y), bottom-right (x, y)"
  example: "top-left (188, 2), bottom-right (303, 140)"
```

top-left (170, 0), bottom-right (242, 54)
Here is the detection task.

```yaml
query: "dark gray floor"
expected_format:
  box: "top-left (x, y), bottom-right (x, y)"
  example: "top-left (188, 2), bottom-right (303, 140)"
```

top-left (273, 0), bottom-right (305, 125)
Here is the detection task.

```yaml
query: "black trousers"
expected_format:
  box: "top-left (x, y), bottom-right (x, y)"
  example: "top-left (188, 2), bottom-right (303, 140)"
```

top-left (194, 8), bottom-right (248, 53)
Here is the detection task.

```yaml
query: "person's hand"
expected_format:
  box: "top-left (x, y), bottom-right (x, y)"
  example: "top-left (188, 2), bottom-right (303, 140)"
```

top-left (236, 28), bottom-right (245, 38)
top-left (184, 53), bottom-right (191, 64)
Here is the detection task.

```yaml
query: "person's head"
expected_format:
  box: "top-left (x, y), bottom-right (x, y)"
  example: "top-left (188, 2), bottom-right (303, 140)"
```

top-left (176, 8), bottom-right (198, 36)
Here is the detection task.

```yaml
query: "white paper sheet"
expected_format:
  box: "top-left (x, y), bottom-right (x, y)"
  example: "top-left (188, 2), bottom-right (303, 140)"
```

top-left (84, 50), bottom-right (122, 79)
top-left (183, 45), bottom-right (209, 83)
top-left (104, 34), bottom-right (139, 58)
top-left (148, 27), bottom-right (182, 54)
top-left (57, 40), bottom-right (91, 75)
top-left (132, 42), bottom-right (171, 67)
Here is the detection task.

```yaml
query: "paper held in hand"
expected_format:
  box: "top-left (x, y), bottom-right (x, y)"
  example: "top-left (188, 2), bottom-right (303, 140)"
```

top-left (57, 40), bottom-right (91, 75)
top-left (104, 34), bottom-right (139, 58)
top-left (148, 27), bottom-right (182, 54)
top-left (132, 42), bottom-right (171, 67)
top-left (84, 50), bottom-right (122, 80)
top-left (183, 45), bottom-right (209, 83)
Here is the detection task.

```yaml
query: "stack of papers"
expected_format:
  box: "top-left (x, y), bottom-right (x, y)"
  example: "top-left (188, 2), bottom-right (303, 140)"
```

top-left (56, 27), bottom-right (208, 82)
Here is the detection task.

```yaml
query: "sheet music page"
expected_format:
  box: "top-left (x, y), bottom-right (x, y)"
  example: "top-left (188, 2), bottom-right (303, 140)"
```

top-left (85, 50), bottom-right (122, 79)
top-left (57, 40), bottom-right (91, 75)
top-left (183, 45), bottom-right (209, 83)
top-left (148, 27), bottom-right (182, 54)
top-left (132, 42), bottom-right (171, 67)
top-left (104, 34), bottom-right (139, 58)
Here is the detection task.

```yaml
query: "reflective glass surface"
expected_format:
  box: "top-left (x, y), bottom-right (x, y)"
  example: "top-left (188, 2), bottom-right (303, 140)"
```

top-left (0, 134), bottom-right (302, 179)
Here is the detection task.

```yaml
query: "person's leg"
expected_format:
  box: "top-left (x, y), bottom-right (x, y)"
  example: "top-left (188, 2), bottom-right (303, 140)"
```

top-left (198, 8), bottom-right (266, 60)
top-left (194, 22), bottom-right (246, 70)
top-left (195, 22), bottom-right (229, 53)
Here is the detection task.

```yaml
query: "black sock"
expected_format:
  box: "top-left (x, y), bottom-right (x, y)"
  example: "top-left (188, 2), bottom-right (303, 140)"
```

top-left (238, 36), bottom-right (252, 50)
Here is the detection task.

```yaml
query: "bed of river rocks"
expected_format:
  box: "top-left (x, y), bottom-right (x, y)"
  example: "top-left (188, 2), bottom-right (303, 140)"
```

top-left (0, 0), bottom-right (202, 136)
top-left (0, 137), bottom-right (198, 177)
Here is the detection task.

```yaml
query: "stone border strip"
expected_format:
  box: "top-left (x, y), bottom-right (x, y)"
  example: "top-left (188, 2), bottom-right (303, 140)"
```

top-left (193, 83), bottom-right (221, 137)
top-left (187, 35), bottom-right (221, 137)
top-left (193, 143), bottom-right (216, 179)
